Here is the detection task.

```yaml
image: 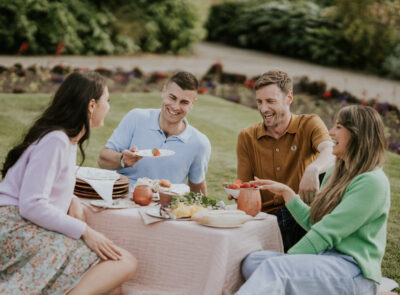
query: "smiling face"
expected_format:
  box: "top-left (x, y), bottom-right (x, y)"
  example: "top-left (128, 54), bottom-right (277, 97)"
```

top-left (256, 84), bottom-right (292, 128)
top-left (90, 86), bottom-right (110, 128)
top-left (329, 122), bottom-right (352, 160)
top-left (160, 82), bottom-right (197, 124)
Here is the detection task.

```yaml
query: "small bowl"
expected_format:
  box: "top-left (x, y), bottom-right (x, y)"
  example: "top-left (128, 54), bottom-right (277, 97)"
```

top-left (224, 187), bottom-right (240, 199)
top-left (159, 191), bottom-right (179, 206)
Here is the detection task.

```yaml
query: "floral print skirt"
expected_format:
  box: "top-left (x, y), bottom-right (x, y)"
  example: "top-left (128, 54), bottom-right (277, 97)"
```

top-left (0, 206), bottom-right (100, 294)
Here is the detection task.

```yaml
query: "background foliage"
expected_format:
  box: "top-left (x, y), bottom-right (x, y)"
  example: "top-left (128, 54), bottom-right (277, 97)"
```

top-left (0, 0), bottom-right (208, 55)
top-left (206, 0), bottom-right (400, 79)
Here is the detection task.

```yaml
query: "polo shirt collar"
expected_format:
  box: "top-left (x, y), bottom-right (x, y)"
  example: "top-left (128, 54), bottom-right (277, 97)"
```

top-left (149, 109), bottom-right (191, 143)
top-left (256, 114), bottom-right (298, 139)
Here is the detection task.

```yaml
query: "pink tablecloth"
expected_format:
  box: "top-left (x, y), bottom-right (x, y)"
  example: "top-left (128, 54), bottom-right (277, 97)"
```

top-left (83, 205), bottom-right (283, 295)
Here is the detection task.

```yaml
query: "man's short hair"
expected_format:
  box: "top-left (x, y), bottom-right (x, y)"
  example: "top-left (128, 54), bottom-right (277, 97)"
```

top-left (168, 71), bottom-right (199, 91)
top-left (254, 70), bottom-right (292, 95)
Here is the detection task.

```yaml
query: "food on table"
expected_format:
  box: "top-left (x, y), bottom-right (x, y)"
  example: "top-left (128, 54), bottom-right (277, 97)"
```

top-left (161, 192), bottom-right (218, 218)
top-left (171, 203), bottom-right (207, 218)
top-left (223, 179), bottom-right (259, 199)
top-left (133, 185), bottom-right (153, 206)
top-left (152, 148), bottom-right (161, 157)
top-left (136, 177), bottom-right (154, 187)
top-left (222, 179), bottom-right (258, 190)
top-left (136, 177), bottom-right (173, 193)
top-left (159, 179), bottom-right (171, 188)
top-left (192, 210), bottom-right (253, 227)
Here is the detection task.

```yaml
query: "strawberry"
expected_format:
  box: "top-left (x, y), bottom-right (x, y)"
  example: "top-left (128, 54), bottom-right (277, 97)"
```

top-left (152, 148), bottom-right (161, 156)
top-left (240, 182), bottom-right (250, 188)
top-left (233, 179), bottom-right (242, 185)
top-left (251, 183), bottom-right (258, 188)
top-left (230, 183), bottom-right (240, 189)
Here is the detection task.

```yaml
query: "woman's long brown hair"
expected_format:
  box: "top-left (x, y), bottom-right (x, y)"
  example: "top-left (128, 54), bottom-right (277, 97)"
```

top-left (310, 105), bottom-right (387, 224)
top-left (1, 71), bottom-right (106, 178)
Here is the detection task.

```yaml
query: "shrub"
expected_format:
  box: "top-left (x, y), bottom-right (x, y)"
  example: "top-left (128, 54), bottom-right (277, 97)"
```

top-left (0, 0), bottom-right (207, 55)
top-left (111, 0), bottom-right (208, 54)
top-left (206, 0), bottom-right (400, 78)
top-left (333, 0), bottom-right (400, 70)
top-left (383, 43), bottom-right (400, 79)
top-left (0, 0), bottom-right (138, 55)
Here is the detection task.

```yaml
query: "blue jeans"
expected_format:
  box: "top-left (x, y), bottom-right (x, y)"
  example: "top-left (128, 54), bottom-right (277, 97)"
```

top-left (274, 208), bottom-right (306, 252)
top-left (236, 250), bottom-right (378, 295)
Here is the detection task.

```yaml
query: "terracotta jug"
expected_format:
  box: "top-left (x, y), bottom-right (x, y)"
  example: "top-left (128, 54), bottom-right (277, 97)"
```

top-left (133, 185), bottom-right (153, 206)
top-left (237, 188), bottom-right (262, 217)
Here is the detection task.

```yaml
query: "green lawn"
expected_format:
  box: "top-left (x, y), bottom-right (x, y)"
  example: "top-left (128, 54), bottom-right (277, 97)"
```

top-left (0, 92), bottom-right (399, 289)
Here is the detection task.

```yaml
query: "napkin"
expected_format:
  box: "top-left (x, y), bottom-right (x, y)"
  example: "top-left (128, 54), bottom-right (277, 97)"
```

top-left (76, 167), bottom-right (119, 205)
top-left (139, 207), bottom-right (164, 225)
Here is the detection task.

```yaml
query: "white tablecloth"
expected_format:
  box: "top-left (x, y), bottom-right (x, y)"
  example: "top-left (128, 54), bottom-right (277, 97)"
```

top-left (83, 204), bottom-right (283, 295)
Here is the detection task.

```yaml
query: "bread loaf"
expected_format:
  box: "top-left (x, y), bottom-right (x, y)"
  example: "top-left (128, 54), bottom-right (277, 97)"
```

top-left (192, 210), bottom-right (253, 227)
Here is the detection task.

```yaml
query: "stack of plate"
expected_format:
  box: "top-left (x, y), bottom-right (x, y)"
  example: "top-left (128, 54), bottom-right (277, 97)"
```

top-left (74, 174), bottom-right (130, 199)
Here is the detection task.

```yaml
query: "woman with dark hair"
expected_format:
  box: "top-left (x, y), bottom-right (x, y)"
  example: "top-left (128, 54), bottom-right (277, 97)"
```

top-left (0, 71), bottom-right (137, 294)
top-left (236, 105), bottom-right (390, 295)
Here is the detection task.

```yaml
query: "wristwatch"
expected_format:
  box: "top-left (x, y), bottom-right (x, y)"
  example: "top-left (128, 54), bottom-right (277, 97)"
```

top-left (120, 154), bottom-right (126, 168)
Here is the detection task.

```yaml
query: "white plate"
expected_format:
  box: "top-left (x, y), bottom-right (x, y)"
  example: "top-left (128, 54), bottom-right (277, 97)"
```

top-left (197, 222), bottom-right (242, 228)
top-left (90, 199), bottom-right (130, 209)
top-left (145, 207), bottom-right (190, 219)
top-left (76, 167), bottom-right (120, 181)
top-left (134, 149), bottom-right (175, 158)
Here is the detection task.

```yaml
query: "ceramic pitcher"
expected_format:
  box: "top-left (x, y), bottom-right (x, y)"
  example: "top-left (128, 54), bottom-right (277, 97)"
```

top-left (237, 188), bottom-right (262, 217)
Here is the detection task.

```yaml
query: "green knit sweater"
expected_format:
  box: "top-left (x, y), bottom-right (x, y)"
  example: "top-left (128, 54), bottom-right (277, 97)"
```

top-left (286, 167), bottom-right (390, 283)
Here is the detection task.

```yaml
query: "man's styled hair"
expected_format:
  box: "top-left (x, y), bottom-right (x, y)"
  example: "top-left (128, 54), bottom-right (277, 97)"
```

top-left (254, 69), bottom-right (292, 95)
top-left (168, 71), bottom-right (199, 91)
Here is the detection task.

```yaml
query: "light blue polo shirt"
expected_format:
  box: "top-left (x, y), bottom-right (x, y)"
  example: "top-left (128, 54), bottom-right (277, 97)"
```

top-left (106, 108), bottom-right (211, 186)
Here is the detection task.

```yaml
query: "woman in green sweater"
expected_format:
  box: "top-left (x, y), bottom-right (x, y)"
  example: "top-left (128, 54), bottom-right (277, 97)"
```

top-left (236, 105), bottom-right (390, 295)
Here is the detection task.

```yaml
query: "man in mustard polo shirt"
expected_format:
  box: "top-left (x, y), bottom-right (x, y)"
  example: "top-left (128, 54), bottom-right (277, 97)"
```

top-left (236, 69), bottom-right (334, 251)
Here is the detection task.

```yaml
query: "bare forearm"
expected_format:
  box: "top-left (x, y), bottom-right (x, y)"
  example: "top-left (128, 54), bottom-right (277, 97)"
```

top-left (307, 141), bottom-right (335, 174)
top-left (189, 180), bottom-right (207, 195)
top-left (98, 148), bottom-right (122, 170)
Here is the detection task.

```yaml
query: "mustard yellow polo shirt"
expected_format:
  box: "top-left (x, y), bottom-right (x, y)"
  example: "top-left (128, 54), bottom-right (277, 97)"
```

top-left (236, 114), bottom-right (331, 213)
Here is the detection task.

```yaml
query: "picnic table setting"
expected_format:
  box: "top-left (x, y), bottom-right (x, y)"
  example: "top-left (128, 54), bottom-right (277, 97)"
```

top-left (74, 152), bottom-right (283, 295)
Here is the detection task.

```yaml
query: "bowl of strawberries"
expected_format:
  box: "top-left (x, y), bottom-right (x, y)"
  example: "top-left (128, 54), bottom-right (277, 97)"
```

top-left (223, 179), bottom-right (258, 199)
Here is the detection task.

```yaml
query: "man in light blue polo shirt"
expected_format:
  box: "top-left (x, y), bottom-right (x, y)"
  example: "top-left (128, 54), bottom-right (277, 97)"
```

top-left (98, 71), bottom-right (211, 194)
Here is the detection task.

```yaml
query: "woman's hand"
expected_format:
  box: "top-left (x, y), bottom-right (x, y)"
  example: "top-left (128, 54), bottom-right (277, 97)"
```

top-left (250, 177), bottom-right (296, 203)
top-left (82, 226), bottom-right (122, 261)
top-left (68, 197), bottom-right (86, 222)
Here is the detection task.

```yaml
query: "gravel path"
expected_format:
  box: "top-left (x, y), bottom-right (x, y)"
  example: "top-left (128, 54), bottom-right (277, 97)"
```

top-left (1, 42), bottom-right (399, 107)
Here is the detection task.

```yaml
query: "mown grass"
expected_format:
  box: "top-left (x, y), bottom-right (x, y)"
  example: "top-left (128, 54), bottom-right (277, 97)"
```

top-left (0, 92), bottom-right (398, 290)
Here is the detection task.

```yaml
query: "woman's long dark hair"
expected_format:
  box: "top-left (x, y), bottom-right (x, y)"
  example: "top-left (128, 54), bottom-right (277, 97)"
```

top-left (1, 71), bottom-right (106, 178)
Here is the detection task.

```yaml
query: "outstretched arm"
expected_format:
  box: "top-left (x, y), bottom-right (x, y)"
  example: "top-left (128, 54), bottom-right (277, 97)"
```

top-left (98, 147), bottom-right (142, 170)
top-left (299, 140), bottom-right (334, 203)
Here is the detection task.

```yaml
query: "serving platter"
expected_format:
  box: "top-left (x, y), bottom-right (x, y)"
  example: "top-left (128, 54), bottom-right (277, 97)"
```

top-left (197, 222), bottom-right (242, 228)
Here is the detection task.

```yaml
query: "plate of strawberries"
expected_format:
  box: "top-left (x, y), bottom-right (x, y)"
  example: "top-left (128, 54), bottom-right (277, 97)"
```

top-left (222, 179), bottom-right (258, 199)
